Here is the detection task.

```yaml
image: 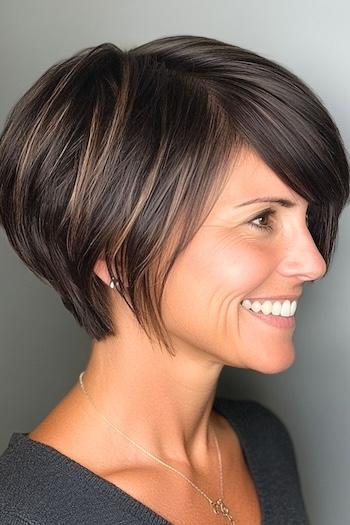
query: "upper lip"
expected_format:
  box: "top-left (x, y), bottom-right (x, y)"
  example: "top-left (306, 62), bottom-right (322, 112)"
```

top-left (241, 295), bottom-right (301, 302)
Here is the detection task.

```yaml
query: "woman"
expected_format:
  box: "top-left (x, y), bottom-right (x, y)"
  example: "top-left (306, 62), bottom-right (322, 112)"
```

top-left (0, 35), bottom-right (348, 525)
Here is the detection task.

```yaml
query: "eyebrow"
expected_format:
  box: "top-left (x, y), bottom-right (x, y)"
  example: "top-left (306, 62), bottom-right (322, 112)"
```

top-left (234, 197), bottom-right (297, 208)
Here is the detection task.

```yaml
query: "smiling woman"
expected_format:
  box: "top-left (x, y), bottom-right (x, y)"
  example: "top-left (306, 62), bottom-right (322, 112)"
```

top-left (0, 35), bottom-right (349, 525)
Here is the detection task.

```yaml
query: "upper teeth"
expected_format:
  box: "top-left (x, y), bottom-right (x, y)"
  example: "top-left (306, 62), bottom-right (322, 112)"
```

top-left (240, 299), bottom-right (297, 317)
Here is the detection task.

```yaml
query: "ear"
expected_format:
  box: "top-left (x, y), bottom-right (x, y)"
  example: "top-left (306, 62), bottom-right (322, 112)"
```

top-left (93, 258), bottom-right (112, 287)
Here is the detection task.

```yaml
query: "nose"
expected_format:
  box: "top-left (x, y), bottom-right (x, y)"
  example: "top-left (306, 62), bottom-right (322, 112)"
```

top-left (280, 227), bottom-right (327, 283)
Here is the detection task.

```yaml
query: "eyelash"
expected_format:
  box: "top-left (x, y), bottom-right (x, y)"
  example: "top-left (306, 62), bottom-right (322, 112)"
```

top-left (249, 208), bottom-right (276, 232)
top-left (249, 208), bottom-right (311, 232)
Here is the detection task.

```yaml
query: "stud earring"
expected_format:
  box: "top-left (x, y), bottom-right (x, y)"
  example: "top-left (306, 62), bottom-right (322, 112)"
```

top-left (109, 276), bottom-right (120, 289)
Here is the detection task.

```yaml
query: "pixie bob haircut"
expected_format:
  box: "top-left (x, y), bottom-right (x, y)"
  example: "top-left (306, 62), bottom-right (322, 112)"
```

top-left (0, 35), bottom-right (349, 355)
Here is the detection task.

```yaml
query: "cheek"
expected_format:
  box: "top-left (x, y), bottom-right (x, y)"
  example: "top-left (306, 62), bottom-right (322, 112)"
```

top-left (197, 231), bottom-right (276, 298)
top-left (229, 245), bottom-right (274, 294)
top-left (161, 230), bottom-right (275, 336)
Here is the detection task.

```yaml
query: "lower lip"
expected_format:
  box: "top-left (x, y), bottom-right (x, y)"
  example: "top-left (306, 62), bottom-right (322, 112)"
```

top-left (241, 305), bottom-right (295, 329)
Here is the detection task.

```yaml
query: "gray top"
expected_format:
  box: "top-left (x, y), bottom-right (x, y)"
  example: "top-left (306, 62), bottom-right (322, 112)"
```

top-left (0, 397), bottom-right (310, 524)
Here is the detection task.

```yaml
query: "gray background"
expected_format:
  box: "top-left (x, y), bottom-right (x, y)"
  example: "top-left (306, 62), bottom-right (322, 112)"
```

top-left (0, 1), bottom-right (349, 523)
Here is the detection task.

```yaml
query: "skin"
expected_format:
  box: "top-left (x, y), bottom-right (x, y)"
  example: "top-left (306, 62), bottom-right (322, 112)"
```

top-left (29, 146), bottom-right (326, 497)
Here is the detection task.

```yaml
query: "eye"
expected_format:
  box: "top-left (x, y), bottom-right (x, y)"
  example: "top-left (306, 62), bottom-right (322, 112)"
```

top-left (249, 208), bottom-right (276, 232)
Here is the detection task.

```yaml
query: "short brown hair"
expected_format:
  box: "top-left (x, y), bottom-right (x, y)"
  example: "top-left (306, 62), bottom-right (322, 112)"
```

top-left (0, 35), bottom-right (349, 354)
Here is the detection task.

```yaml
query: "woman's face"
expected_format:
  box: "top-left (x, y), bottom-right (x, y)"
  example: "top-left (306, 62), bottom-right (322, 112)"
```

top-left (161, 148), bottom-right (327, 373)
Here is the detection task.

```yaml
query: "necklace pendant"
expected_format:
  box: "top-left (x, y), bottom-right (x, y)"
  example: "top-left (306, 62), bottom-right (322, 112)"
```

top-left (211, 498), bottom-right (236, 524)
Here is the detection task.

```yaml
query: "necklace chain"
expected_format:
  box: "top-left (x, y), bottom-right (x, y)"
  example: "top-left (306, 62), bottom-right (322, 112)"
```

top-left (78, 371), bottom-right (236, 523)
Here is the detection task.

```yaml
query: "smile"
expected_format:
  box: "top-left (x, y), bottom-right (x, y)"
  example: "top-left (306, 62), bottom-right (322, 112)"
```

top-left (240, 303), bottom-right (296, 329)
top-left (240, 299), bottom-right (297, 317)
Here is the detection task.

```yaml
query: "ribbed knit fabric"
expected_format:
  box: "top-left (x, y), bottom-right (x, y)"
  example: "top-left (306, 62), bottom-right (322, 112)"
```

top-left (0, 397), bottom-right (310, 524)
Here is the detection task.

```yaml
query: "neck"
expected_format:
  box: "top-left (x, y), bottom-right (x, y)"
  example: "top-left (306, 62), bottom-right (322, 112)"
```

top-left (80, 317), bottom-right (223, 470)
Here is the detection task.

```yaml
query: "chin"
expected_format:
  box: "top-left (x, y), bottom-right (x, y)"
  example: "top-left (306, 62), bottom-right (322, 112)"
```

top-left (254, 350), bottom-right (296, 374)
top-left (232, 343), bottom-right (296, 374)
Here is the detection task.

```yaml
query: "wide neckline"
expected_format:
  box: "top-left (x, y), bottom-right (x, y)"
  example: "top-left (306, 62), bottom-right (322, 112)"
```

top-left (9, 396), bottom-right (265, 525)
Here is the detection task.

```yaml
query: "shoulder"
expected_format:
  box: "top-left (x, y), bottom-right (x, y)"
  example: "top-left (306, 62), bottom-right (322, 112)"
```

top-left (0, 433), bottom-right (42, 524)
top-left (215, 397), bottom-right (310, 521)
top-left (214, 397), bottom-right (302, 475)
top-left (0, 432), bottom-right (140, 524)
top-left (0, 506), bottom-right (36, 525)
top-left (215, 396), bottom-right (296, 441)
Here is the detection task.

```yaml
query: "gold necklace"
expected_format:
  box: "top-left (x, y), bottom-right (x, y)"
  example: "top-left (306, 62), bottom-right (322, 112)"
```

top-left (78, 371), bottom-right (236, 523)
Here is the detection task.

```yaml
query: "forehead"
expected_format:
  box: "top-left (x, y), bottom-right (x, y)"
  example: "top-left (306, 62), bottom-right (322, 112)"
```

top-left (217, 147), bottom-right (306, 209)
